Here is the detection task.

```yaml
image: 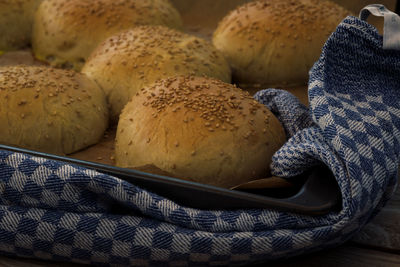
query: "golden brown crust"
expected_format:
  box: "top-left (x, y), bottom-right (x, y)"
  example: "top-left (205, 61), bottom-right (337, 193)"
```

top-left (0, 65), bottom-right (109, 154)
top-left (82, 25), bottom-right (232, 122)
top-left (115, 75), bottom-right (286, 188)
top-left (212, 0), bottom-right (351, 87)
top-left (0, 0), bottom-right (43, 51)
top-left (32, 0), bottom-right (183, 71)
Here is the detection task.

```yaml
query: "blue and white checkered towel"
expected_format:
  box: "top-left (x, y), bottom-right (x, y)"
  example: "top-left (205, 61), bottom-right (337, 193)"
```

top-left (1, 5), bottom-right (400, 266)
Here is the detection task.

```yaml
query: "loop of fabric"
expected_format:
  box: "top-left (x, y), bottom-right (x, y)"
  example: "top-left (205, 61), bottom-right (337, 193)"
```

top-left (359, 4), bottom-right (400, 50)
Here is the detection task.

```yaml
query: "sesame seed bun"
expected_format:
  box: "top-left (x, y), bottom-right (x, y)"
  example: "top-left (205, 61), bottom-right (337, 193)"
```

top-left (0, 0), bottom-right (42, 51)
top-left (115, 76), bottom-right (286, 188)
top-left (82, 25), bottom-right (232, 123)
top-left (212, 0), bottom-right (351, 87)
top-left (0, 65), bottom-right (109, 154)
top-left (32, 0), bottom-right (183, 71)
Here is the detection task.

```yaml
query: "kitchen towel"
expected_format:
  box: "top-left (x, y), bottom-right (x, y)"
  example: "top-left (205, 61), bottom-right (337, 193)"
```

top-left (0, 4), bottom-right (399, 266)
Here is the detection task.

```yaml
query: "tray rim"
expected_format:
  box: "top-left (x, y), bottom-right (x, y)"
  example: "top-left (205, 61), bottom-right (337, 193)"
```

top-left (0, 144), bottom-right (341, 215)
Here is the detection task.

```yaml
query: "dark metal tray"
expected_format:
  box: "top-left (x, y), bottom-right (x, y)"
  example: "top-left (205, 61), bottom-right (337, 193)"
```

top-left (0, 144), bottom-right (341, 215)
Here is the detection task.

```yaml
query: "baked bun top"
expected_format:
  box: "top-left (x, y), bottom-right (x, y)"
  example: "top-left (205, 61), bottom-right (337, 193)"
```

top-left (0, 0), bottom-right (43, 51)
top-left (32, 0), bottom-right (183, 70)
top-left (212, 0), bottom-right (351, 87)
top-left (0, 65), bottom-right (109, 154)
top-left (115, 75), bottom-right (286, 188)
top-left (82, 25), bottom-right (232, 122)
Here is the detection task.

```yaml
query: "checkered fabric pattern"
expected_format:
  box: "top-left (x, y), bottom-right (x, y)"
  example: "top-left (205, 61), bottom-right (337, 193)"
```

top-left (1, 15), bottom-right (399, 266)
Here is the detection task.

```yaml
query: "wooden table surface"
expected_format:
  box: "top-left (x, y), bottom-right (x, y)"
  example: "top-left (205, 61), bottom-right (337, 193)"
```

top-left (1, 185), bottom-right (399, 266)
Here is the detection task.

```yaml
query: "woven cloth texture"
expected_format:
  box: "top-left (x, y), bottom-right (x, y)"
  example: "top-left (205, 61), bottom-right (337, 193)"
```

top-left (0, 16), bottom-right (399, 266)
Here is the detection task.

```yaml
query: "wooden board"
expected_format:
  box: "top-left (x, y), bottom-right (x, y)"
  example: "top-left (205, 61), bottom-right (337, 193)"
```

top-left (271, 245), bottom-right (400, 267)
top-left (1, 244), bottom-right (399, 267)
top-left (353, 185), bottom-right (400, 251)
top-left (0, 256), bottom-right (86, 267)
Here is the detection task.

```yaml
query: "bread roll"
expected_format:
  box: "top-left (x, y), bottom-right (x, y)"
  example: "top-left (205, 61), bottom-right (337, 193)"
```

top-left (212, 0), bottom-right (351, 87)
top-left (0, 0), bottom-right (42, 51)
top-left (0, 65), bottom-right (109, 154)
top-left (115, 76), bottom-right (286, 188)
top-left (82, 26), bottom-right (232, 122)
top-left (32, 0), bottom-right (183, 71)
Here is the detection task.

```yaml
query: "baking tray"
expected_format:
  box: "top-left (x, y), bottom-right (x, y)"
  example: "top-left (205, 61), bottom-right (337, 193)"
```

top-left (3, 0), bottom-right (371, 216)
top-left (0, 144), bottom-right (341, 215)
